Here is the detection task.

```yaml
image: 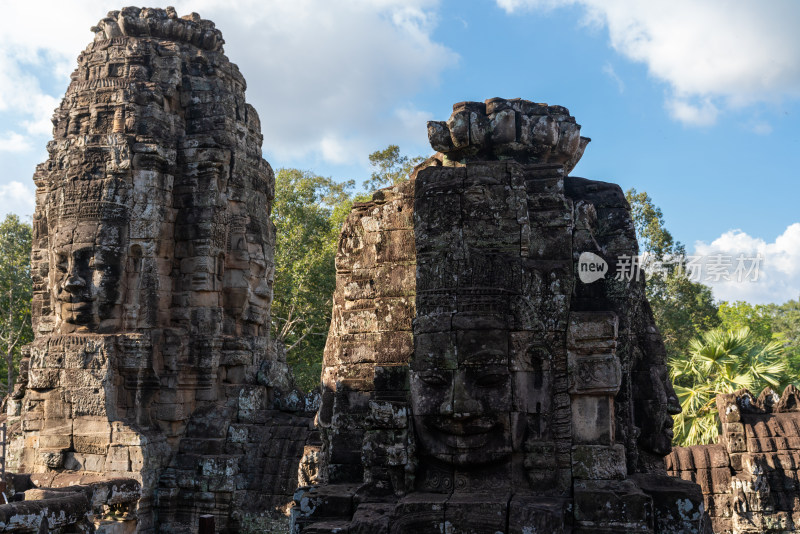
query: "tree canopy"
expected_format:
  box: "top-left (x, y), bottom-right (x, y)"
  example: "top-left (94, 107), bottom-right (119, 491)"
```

top-left (625, 188), bottom-right (720, 361)
top-left (0, 214), bottom-right (33, 393)
top-left (361, 144), bottom-right (424, 193)
top-left (271, 168), bottom-right (354, 391)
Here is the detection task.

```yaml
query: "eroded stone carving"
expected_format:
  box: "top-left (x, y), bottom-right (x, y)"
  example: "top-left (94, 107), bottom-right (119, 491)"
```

top-left (7, 7), bottom-right (314, 533)
top-left (668, 386), bottom-right (800, 534)
top-left (293, 98), bottom-right (709, 533)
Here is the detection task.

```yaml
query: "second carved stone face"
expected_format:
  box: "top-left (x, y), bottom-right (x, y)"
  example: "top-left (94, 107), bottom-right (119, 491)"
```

top-left (635, 363), bottom-right (682, 456)
top-left (411, 326), bottom-right (513, 466)
top-left (50, 221), bottom-right (126, 333)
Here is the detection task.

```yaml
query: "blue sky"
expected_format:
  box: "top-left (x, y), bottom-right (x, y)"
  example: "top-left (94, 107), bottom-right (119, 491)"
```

top-left (1, 1), bottom-right (798, 303)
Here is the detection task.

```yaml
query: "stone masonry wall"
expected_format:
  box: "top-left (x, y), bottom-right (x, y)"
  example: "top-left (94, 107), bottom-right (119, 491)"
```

top-left (668, 386), bottom-right (800, 534)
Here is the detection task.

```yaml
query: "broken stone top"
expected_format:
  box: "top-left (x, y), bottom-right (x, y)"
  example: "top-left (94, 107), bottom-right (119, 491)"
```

top-left (427, 97), bottom-right (590, 173)
top-left (91, 6), bottom-right (224, 51)
top-left (720, 384), bottom-right (800, 414)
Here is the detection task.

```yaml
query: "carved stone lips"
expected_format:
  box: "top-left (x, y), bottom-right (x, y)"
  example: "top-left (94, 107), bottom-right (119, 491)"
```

top-left (59, 294), bottom-right (95, 304)
top-left (663, 415), bottom-right (675, 438)
top-left (59, 296), bottom-right (95, 313)
top-left (424, 415), bottom-right (497, 448)
top-left (61, 301), bottom-right (93, 312)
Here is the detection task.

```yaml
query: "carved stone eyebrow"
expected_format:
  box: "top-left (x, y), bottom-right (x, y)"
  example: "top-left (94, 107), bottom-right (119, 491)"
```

top-left (460, 352), bottom-right (508, 366)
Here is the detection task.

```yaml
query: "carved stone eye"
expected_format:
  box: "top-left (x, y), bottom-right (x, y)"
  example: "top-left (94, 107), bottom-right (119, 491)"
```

top-left (419, 373), bottom-right (448, 387)
top-left (475, 374), bottom-right (508, 388)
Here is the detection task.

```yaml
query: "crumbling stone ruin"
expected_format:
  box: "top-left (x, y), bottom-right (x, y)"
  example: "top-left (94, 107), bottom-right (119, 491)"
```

top-left (4, 7), bottom-right (315, 533)
top-left (292, 98), bottom-right (711, 533)
top-left (668, 386), bottom-right (800, 534)
top-left (0, 475), bottom-right (141, 532)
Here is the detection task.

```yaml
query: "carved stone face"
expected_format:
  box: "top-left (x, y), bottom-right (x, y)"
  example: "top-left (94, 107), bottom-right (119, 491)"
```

top-left (635, 364), bottom-right (681, 456)
top-left (223, 232), bottom-right (273, 334)
top-left (242, 253), bottom-right (272, 328)
top-left (50, 221), bottom-right (126, 333)
top-left (411, 325), bottom-right (512, 466)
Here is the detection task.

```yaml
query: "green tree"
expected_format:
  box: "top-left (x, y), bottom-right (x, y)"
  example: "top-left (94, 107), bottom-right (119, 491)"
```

top-left (627, 188), bottom-right (685, 260)
top-left (271, 169), bottom-right (353, 391)
top-left (362, 144), bottom-right (425, 193)
top-left (768, 297), bottom-right (800, 378)
top-left (648, 274), bottom-right (719, 359)
top-left (0, 214), bottom-right (33, 393)
top-left (718, 300), bottom-right (775, 345)
top-left (625, 189), bottom-right (719, 360)
top-left (670, 327), bottom-right (789, 446)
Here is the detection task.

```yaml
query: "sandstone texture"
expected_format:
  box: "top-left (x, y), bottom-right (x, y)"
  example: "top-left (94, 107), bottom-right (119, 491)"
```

top-left (668, 386), bottom-right (800, 534)
top-left (0, 474), bottom-right (140, 533)
top-left (294, 98), bottom-right (710, 533)
top-left (6, 7), bottom-right (314, 533)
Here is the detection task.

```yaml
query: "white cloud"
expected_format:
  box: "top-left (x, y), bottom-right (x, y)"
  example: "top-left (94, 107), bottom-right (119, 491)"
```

top-left (496, 0), bottom-right (800, 126)
top-left (0, 132), bottom-right (31, 152)
top-left (750, 121), bottom-right (773, 136)
top-left (602, 63), bottom-right (625, 93)
top-left (665, 97), bottom-right (718, 127)
top-left (691, 224), bottom-right (800, 304)
top-left (0, 1), bottom-right (455, 168)
top-left (192, 0), bottom-right (456, 163)
top-left (0, 181), bottom-right (35, 218)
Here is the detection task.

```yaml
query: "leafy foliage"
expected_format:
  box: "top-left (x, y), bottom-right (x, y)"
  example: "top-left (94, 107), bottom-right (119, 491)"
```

top-left (627, 188), bottom-right (685, 260)
top-left (271, 169), bottom-right (353, 391)
top-left (718, 300), bottom-right (775, 345)
top-left (670, 327), bottom-right (789, 446)
top-left (625, 188), bottom-right (719, 360)
top-left (767, 298), bottom-right (800, 377)
top-left (647, 274), bottom-right (720, 361)
top-left (0, 214), bottom-right (33, 393)
top-left (361, 144), bottom-right (425, 194)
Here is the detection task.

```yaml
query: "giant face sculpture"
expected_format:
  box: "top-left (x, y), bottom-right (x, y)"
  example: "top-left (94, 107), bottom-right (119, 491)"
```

top-left (241, 248), bottom-right (273, 330)
top-left (635, 362), bottom-right (681, 456)
top-left (411, 316), bottom-right (513, 466)
top-left (50, 219), bottom-right (127, 333)
top-left (223, 222), bottom-right (273, 336)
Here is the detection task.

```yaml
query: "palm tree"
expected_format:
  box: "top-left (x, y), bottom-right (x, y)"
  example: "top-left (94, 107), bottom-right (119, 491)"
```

top-left (669, 327), bottom-right (789, 446)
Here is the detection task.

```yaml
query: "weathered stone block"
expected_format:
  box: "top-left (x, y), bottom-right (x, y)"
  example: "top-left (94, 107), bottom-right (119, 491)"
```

top-left (391, 493), bottom-right (447, 533)
top-left (567, 352), bottom-right (622, 394)
top-left (573, 479), bottom-right (652, 530)
top-left (445, 493), bottom-right (509, 534)
top-left (570, 395), bottom-right (614, 444)
top-left (507, 496), bottom-right (570, 534)
top-left (572, 444), bottom-right (627, 480)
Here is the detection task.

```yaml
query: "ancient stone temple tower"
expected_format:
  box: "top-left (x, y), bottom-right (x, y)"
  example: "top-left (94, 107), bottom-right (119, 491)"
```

top-left (293, 98), bottom-right (711, 533)
top-left (4, 7), bottom-right (311, 532)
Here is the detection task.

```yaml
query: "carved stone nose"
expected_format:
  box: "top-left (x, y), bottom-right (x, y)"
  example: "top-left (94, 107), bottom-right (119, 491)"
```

top-left (452, 385), bottom-right (481, 415)
top-left (63, 275), bottom-right (86, 293)
top-left (667, 395), bottom-right (682, 415)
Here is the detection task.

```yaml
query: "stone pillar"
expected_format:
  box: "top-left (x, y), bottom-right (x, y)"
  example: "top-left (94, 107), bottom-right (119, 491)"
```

top-left (293, 98), bottom-right (709, 533)
top-left (5, 7), bottom-right (308, 533)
